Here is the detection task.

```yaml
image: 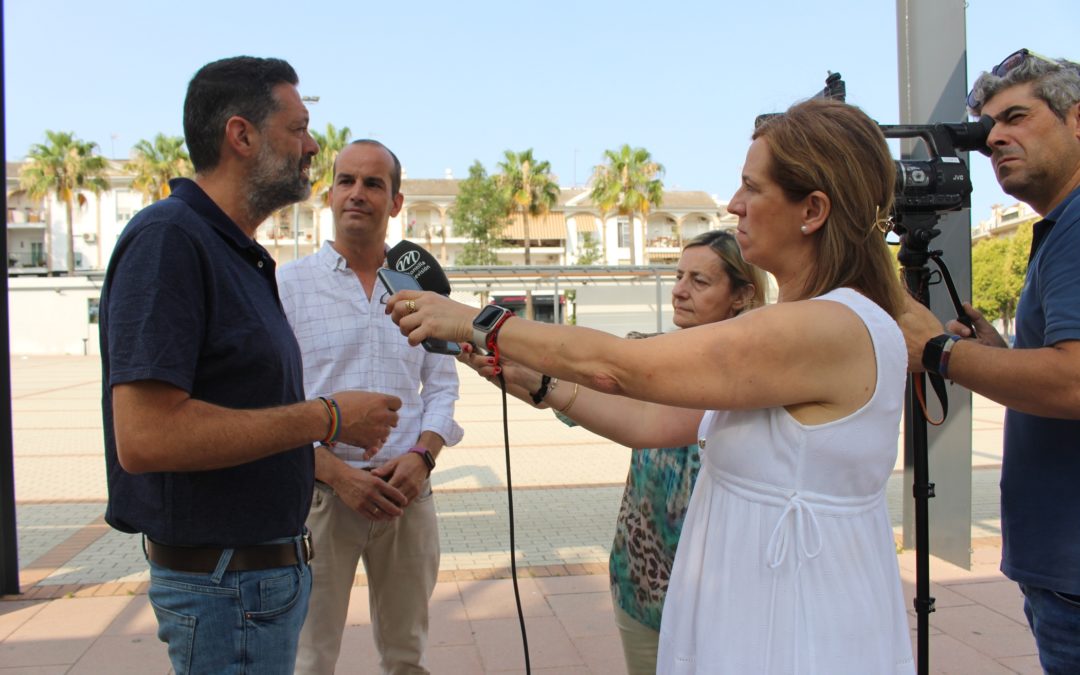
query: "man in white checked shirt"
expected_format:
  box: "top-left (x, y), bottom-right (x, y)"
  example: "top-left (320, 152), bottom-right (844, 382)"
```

top-left (278, 140), bottom-right (463, 675)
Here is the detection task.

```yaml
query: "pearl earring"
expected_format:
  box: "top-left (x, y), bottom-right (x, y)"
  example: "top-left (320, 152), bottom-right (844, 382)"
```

top-left (800, 225), bottom-right (809, 234)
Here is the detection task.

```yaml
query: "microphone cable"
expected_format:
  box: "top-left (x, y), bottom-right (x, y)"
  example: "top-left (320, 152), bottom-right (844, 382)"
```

top-left (380, 242), bottom-right (529, 666)
top-left (497, 370), bottom-right (531, 674)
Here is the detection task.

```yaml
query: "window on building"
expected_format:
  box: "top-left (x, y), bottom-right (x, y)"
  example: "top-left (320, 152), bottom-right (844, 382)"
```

top-left (617, 218), bottom-right (630, 248)
top-left (115, 189), bottom-right (142, 223)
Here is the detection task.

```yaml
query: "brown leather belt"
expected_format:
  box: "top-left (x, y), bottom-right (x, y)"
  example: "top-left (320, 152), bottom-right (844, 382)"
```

top-left (146, 532), bottom-right (313, 573)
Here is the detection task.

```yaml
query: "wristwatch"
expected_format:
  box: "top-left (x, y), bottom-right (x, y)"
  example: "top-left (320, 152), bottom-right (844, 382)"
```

top-left (407, 446), bottom-right (436, 474)
top-left (921, 334), bottom-right (959, 375)
top-left (472, 305), bottom-right (514, 352)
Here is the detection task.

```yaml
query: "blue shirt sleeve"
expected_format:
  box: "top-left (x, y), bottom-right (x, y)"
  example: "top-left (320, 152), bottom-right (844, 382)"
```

top-left (105, 222), bottom-right (207, 393)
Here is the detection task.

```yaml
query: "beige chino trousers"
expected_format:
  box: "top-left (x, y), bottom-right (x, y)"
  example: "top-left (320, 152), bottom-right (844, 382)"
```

top-left (296, 480), bottom-right (439, 675)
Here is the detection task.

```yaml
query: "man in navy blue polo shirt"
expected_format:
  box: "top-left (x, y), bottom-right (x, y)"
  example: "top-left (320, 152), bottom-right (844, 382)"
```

top-left (100, 56), bottom-right (403, 675)
top-left (902, 50), bottom-right (1080, 673)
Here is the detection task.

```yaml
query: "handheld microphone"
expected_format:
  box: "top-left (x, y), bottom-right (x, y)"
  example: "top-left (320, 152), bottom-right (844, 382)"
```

top-left (381, 241), bottom-right (460, 356)
top-left (385, 240), bottom-right (451, 296)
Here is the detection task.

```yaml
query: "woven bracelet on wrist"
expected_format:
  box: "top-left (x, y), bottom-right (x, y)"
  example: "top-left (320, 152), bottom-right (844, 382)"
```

top-left (318, 396), bottom-right (341, 445)
top-left (939, 335), bottom-right (961, 379)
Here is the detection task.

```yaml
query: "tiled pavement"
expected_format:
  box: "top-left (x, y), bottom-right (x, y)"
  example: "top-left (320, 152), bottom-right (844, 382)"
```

top-left (0, 356), bottom-right (1041, 673)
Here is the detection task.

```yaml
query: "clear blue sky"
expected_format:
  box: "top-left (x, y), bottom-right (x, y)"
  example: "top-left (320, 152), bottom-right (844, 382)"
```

top-left (4, 0), bottom-right (1077, 225)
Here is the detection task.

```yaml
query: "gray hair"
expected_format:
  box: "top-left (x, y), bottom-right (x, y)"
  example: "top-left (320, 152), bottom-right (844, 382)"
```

top-left (969, 52), bottom-right (1080, 121)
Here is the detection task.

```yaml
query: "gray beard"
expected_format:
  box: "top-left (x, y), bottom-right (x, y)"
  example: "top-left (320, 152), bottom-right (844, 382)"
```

top-left (247, 146), bottom-right (312, 223)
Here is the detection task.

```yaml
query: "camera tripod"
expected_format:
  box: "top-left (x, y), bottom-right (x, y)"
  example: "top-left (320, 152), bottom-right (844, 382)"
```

top-left (895, 213), bottom-right (972, 675)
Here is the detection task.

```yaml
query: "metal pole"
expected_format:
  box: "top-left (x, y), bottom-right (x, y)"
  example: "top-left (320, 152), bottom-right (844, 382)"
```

top-left (0, 0), bottom-right (23, 594)
top-left (655, 271), bottom-right (663, 333)
top-left (553, 276), bottom-right (561, 324)
top-left (292, 204), bottom-right (300, 262)
top-left (896, 0), bottom-right (973, 569)
top-left (298, 94), bottom-right (319, 265)
top-left (896, 1), bottom-right (973, 671)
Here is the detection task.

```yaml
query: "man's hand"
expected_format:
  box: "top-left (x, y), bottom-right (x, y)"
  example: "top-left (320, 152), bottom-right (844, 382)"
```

top-left (332, 391), bottom-right (401, 451)
top-left (371, 453), bottom-right (430, 504)
top-left (330, 463), bottom-right (407, 521)
top-left (946, 303), bottom-right (1008, 348)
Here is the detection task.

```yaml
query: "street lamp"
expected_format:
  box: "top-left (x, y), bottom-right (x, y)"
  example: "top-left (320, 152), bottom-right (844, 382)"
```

top-left (294, 95), bottom-right (320, 261)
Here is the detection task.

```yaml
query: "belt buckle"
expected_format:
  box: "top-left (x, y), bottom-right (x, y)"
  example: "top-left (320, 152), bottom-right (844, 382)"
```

top-left (302, 531), bottom-right (314, 563)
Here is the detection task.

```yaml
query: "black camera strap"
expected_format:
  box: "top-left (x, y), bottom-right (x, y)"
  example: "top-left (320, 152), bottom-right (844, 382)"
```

top-left (915, 251), bottom-right (974, 426)
top-left (916, 373), bottom-right (950, 425)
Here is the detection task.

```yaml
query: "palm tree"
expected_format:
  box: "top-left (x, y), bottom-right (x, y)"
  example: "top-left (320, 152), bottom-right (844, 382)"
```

top-left (496, 149), bottom-right (559, 319)
top-left (125, 134), bottom-right (192, 203)
top-left (310, 123), bottom-right (352, 243)
top-left (20, 131), bottom-right (109, 275)
top-left (589, 145), bottom-right (664, 265)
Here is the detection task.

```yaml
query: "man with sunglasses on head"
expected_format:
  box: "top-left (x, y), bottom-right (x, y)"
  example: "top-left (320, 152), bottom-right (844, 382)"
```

top-left (100, 57), bottom-right (402, 674)
top-left (901, 49), bottom-right (1080, 673)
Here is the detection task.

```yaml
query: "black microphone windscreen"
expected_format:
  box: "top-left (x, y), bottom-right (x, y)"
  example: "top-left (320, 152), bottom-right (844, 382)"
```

top-left (385, 240), bottom-right (452, 295)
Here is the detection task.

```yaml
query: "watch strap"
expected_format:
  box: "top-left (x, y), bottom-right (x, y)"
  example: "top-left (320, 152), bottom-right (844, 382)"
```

top-left (472, 308), bottom-right (513, 356)
top-left (407, 445), bottom-right (436, 472)
top-left (489, 312), bottom-right (512, 352)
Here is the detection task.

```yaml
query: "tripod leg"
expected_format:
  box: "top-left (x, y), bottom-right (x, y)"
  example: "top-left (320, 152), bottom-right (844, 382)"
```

top-left (902, 262), bottom-right (937, 675)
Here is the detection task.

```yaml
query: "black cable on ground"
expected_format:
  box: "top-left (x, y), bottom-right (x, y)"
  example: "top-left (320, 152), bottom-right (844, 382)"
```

top-left (498, 371), bottom-right (531, 674)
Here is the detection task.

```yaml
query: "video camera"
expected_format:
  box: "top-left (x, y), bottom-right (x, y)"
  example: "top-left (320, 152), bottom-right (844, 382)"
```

top-left (756, 72), bottom-right (994, 245)
top-left (880, 117), bottom-right (993, 230)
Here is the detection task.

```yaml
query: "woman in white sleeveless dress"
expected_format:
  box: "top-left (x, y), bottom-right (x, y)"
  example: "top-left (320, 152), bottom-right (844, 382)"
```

top-left (388, 98), bottom-right (916, 674)
top-left (453, 230), bottom-right (768, 675)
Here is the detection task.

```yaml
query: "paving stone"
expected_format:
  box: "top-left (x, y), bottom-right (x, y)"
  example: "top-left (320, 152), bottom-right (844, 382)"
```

top-left (2, 356), bottom-right (1034, 673)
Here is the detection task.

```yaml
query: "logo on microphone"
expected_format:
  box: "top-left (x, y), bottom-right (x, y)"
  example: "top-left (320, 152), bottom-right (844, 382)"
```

top-left (395, 250), bottom-right (421, 273)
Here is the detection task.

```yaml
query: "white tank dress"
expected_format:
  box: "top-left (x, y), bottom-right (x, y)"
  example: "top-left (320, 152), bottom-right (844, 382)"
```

top-left (657, 288), bottom-right (915, 675)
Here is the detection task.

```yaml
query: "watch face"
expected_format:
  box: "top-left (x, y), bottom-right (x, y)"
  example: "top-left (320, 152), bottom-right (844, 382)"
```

top-left (474, 305), bottom-right (510, 330)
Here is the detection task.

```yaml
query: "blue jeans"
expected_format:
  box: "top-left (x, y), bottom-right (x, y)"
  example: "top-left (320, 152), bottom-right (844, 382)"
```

top-left (147, 536), bottom-right (312, 675)
top-left (1020, 583), bottom-right (1080, 675)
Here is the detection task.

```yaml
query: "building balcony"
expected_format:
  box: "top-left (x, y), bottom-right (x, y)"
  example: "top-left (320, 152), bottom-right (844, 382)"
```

top-left (8, 251), bottom-right (47, 269)
top-left (646, 236), bottom-right (681, 250)
top-left (495, 244), bottom-right (565, 254)
top-left (7, 209), bottom-right (46, 228)
top-left (256, 230), bottom-right (316, 244)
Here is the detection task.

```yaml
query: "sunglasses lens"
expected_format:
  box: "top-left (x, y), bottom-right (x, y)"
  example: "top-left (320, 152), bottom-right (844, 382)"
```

top-left (992, 49), bottom-right (1029, 77)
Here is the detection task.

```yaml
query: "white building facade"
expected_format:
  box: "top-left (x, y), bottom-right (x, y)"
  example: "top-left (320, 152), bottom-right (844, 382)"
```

top-left (6, 161), bottom-right (735, 273)
top-left (6, 161), bottom-right (739, 353)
